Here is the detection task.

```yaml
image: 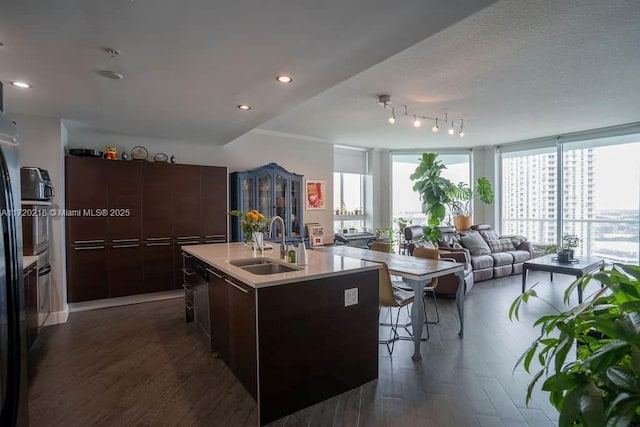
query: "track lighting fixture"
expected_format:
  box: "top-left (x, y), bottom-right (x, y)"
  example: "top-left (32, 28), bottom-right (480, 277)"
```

top-left (377, 94), bottom-right (466, 137)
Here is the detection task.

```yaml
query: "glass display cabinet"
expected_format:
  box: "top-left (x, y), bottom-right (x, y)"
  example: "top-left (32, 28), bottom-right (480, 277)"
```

top-left (230, 163), bottom-right (304, 242)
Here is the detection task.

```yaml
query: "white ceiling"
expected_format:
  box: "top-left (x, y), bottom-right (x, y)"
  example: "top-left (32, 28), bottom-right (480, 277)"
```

top-left (1, 1), bottom-right (638, 150)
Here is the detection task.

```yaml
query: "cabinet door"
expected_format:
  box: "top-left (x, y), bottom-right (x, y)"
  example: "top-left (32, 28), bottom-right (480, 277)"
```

top-left (227, 277), bottom-right (257, 398)
top-left (173, 164), bottom-right (201, 239)
top-left (24, 267), bottom-right (38, 349)
top-left (201, 166), bottom-right (227, 240)
top-left (290, 177), bottom-right (303, 237)
top-left (107, 160), bottom-right (142, 242)
top-left (143, 241), bottom-right (174, 293)
top-left (257, 174), bottom-right (273, 218)
top-left (67, 245), bottom-right (108, 302)
top-left (66, 156), bottom-right (108, 243)
top-left (208, 267), bottom-right (229, 359)
top-left (109, 244), bottom-right (144, 297)
top-left (142, 162), bottom-right (173, 239)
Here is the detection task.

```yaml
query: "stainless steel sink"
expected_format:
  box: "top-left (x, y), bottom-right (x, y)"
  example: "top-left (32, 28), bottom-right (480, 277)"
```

top-left (229, 258), bottom-right (301, 275)
top-left (229, 258), bottom-right (273, 267)
top-left (241, 263), bottom-right (300, 275)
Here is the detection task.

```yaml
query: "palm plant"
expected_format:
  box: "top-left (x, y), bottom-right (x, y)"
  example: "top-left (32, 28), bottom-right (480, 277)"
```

top-left (509, 263), bottom-right (640, 426)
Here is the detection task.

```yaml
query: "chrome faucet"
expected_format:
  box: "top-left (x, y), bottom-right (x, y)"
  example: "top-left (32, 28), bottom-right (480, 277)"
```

top-left (268, 215), bottom-right (287, 259)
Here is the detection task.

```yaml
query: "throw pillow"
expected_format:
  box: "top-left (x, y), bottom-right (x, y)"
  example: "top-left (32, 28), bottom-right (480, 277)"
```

top-left (460, 232), bottom-right (491, 255)
top-left (488, 238), bottom-right (516, 253)
top-left (478, 229), bottom-right (500, 241)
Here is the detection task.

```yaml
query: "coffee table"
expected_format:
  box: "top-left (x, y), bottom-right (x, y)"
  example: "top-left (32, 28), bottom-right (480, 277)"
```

top-left (522, 255), bottom-right (605, 303)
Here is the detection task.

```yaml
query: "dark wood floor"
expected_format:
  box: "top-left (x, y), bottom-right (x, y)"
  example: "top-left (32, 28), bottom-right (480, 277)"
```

top-left (28, 271), bottom-right (599, 426)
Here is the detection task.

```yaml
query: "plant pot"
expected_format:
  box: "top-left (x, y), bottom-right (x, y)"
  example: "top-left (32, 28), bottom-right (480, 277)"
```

top-left (557, 251), bottom-right (571, 263)
top-left (453, 215), bottom-right (472, 231)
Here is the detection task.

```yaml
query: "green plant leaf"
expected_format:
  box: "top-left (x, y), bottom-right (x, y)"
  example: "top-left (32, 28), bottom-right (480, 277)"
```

top-left (542, 372), bottom-right (584, 392)
top-left (526, 369), bottom-right (545, 405)
top-left (606, 367), bottom-right (638, 392)
top-left (559, 388), bottom-right (581, 427)
top-left (579, 381), bottom-right (605, 427)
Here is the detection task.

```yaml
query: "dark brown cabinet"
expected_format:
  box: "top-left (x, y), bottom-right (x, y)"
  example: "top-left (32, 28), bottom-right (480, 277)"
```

top-left (66, 156), bottom-right (107, 244)
top-left (107, 160), bottom-right (142, 242)
top-left (173, 164), bottom-right (201, 239)
top-left (24, 264), bottom-right (38, 349)
top-left (108, 244), bottom-right (144, 297)
top-left (208, 267), bottom-right (229, 359)
top-left (206, 267), bottom-right (256, 398)
top-left (142, 162), bottom-right (173, 240)
top-left (67, 245), bottom-right (109, 302)
top-left (66, 157), bottom-right (228, 303)
top-left (201, 166), bottom-right (228, 240)
top-left (143, 241), bottom-right (174, 293)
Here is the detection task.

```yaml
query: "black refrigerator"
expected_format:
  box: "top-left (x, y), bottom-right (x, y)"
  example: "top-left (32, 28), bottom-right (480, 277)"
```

top-left (0, 83), bottom-right (27, 426)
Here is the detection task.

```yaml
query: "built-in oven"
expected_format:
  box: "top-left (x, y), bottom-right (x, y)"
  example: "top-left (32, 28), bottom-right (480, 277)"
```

top-left (22, 205), bottom-right (49, 255)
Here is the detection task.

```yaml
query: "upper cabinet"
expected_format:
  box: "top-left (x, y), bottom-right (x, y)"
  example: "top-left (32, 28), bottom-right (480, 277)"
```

top-left (230, 163), bottom-right (303, 242)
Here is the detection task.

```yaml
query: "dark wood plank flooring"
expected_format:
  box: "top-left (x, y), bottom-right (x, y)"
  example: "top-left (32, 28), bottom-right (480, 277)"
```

top-left (28, 271), bottom-right (596, 426)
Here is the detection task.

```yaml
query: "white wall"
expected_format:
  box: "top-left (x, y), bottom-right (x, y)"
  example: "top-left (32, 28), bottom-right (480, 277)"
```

top-left (68, 128), bottom-right (335, 241)
top-left (9, 114), bottom-right (68, 324)
top-left (472, 146), bottom-right (499, 229)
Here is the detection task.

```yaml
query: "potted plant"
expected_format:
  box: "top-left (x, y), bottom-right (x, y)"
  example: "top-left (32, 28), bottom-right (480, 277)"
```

top-left (410, 153), bottom-right (453, 244)
top-left (447, 177), bottom-right (494, 231)
top-left (545, 234), bottom-right (581, 263)
top-left (509, 263), bottom-right (640, 426)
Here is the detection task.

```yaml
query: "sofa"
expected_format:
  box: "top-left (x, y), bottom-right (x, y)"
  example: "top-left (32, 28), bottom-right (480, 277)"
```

top-left (404, 225), bottom-right (474, 296)
top-left (437, 224), bottom-right (534, 282)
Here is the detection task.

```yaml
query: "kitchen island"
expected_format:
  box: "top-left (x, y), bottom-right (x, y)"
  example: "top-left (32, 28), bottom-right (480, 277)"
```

top-left (182, 243), bottom-right (381, 425)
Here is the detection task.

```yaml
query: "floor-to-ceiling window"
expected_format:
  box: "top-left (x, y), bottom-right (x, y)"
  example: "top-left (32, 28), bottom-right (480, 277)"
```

top-left (392, 152), bottom-right (470, 226)
top-left (562, 140), bottom-right (640, 262)
top-left (501, 147), bottom-right (558, 244)
top-left (500, 133), bottom-right (640, 264)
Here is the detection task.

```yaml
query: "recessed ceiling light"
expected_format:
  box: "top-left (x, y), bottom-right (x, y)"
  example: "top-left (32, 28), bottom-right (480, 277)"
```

top-left (238, 104), bottom-right (252, 110)
top-left (11, 81), bottom-right (32, 89)
top-left (276, 75), bottom-right (293, 84)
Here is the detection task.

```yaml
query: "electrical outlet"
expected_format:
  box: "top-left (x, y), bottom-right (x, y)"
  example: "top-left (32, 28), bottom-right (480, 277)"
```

top-left (344, 288), bottom-right (358, 307)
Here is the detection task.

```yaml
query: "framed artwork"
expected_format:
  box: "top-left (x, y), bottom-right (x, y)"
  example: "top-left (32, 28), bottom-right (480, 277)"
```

top-left (305, 179), bottom-right (326, 210)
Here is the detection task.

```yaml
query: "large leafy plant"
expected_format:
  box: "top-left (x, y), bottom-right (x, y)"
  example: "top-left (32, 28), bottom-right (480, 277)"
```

top-left (409, 153), bottom-right (453, 243)
top-left (447, 177), bottom-right (495, 217)
top-left (509, 263), bottom-right (640, 426)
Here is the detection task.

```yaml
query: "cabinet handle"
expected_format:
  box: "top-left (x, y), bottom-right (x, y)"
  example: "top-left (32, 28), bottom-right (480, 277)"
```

top-left (73, 239), bottom-right (105, 244)
top-left (147, 237), bottom-right (171, 241)
top-left (181, 268), bottom-right (195, 276)
top-left (206, 268), bottom-right (222, 279)
top-left (113, 238), bottom-right (140, 243)
top-left (178, 241), bottom-right (200, 245)
top-left (74, 246), bottom-right (105, 250)
top-left (182, 284), bottom-right (193, 291)
top-left (224, 278), bottom-right (252, 295)
top-left (112, 244), bottom-right (141, 249)
top-left (177, 236), bottom-right (200, 240)
top-left (146, 242), bottom-right (171, 247)
top-left (205, 235), bottom-right (225, 239)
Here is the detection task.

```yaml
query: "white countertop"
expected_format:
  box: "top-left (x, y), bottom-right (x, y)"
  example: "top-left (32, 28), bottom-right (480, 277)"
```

top-left (183, 242), bottom-right (380, 289)
top-left (23, 255), bottom-right (38, 269)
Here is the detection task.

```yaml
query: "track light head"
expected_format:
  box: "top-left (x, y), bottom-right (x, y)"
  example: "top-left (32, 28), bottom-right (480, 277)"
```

top-left (388, 107), bottom-right (396, 124)
top-left (413, 115), bottom-right (421, 128)
top-left (431, 118), bottom-right (439, 133)
top-left (448, 122), bottom-right (455, 135)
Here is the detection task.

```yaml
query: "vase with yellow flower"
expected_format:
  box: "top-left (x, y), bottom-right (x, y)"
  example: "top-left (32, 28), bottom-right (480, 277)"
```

top-left (228, 209), bottom-right (268, 245)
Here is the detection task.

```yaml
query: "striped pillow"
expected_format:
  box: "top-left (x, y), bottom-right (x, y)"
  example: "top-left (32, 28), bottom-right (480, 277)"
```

top-left (488, 238), bottom-right (515, 253)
